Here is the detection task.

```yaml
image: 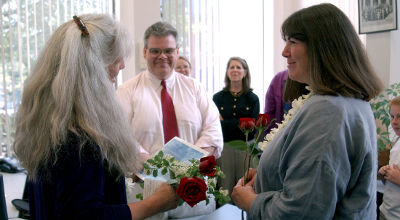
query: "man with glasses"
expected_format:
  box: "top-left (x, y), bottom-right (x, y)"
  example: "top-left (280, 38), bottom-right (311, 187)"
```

top-left (117, 21), bottom-right (223, 218)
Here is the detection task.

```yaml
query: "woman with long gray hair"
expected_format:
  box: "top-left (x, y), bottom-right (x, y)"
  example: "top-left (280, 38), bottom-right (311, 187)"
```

top-left (13, 14), bottom-right (178, 219)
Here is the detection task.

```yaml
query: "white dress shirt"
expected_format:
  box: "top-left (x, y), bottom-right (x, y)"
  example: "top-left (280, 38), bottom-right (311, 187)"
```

top-left (380, 140), bottom-right (400, 220)
top-left (117, 70), bottom-right (223, 158)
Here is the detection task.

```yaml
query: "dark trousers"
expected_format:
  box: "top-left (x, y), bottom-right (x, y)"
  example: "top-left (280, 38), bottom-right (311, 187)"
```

top-left (377, 192), bottom-right (383, 220)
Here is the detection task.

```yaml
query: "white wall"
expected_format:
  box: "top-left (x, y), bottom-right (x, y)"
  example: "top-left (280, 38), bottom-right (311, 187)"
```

top-left (389, 2), bottom-right (400, 85)
top-left (366, 32), bottom-right (391, 86)
top-left (118, 0), bottom-right (160, 82)
top-left (366, 0), bottom-right (400, 87)
top-left (273, 1), bottom-right (301, 74)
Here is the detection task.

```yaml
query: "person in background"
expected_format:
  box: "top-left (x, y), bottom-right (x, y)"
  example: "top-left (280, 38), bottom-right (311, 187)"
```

top-left (175, 56), bottom-right (192, 77)
top-left (378, 95), bottom-right (400, 220)
top-left (232, 3), bottom-right (383, 219)
top-left (117, 21), bottom-right (223, 218)
top-left (13, 14), bottom-right (178, 220)
top-left (213, 56), bottom-right (260, 197)
top-left (263, 69), bottom-right (308, 136)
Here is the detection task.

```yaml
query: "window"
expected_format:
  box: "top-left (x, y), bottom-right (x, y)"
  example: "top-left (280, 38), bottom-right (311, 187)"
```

top-left (161, 0), bottom-right (273, 110)
top-left (161, 0), bottom-right (363, 111)
top-left (0, 0), bottom-right (114, 157)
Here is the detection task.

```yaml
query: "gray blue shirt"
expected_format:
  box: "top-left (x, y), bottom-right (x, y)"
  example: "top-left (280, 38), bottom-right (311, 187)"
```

top-left (250, 95), bottom-right (377, 219)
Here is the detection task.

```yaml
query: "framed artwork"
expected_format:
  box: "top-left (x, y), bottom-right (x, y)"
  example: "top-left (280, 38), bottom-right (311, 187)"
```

top-left (359, 0), bottom-right (398, 34)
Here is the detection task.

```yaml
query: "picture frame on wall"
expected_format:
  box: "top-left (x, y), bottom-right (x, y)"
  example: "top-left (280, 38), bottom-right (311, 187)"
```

top-left (359, 0), bottom-right (398, 34)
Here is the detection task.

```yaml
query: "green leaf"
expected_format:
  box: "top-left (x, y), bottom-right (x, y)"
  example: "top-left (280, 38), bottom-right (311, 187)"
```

top-left (142, 163), bottom-right (150, 169)
top-left (209, 181), bottom-right (216, 188)
top-left (162, 159), bottom-right (170, 167)
top-left (147, 159), bottom-right (155, 164)
top-left (250, 146), bottom-right (261, 156)
top-left (377, 138), bottom-right (385, 150)
top-left (169, 170), bottom-right (176, 179)
top-left (140, 182), bottom-right (144, 189)
top-left (153, 169), bottom-right (158, 177)
top-left (136, 193), bottom-right (143, 200)
top-left (252, 156), bottom-right (260, 168)
top-left (158, 150), bottom-right (164, 158)
top-left (225, 140), bottom-right (248, 151)
top-left (382, 118), bottom-right (391, 127)
top-left (161, 167), bottom-right (168, 175)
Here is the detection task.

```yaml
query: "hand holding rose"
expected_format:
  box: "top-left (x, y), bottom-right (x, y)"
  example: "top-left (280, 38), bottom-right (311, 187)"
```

top-left (231, 178), bottom-right (257, 212)
top-left (153, 182), bottom-right (180, 211)
top-left (243, 168), bottom-right (257, 186)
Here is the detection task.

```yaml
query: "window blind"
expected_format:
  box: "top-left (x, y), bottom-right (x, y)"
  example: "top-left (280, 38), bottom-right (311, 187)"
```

top-left (0, 0), bottom-right (114, 157)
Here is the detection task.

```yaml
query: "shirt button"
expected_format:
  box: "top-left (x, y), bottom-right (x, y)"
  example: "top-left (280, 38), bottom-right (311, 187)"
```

top-left (233, 113), bottom-right (236, 116)
top-left (233, 105), bottom-right (236, 109)
top-left (246, 107), bottom-right (249, 110)
top-left (234, 98), bottom-right (237, 101)
top-left (220, 107), bottom-right (224, 110)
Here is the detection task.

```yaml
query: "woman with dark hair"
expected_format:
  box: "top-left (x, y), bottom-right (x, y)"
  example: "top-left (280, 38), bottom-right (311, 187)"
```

top-left (13, 14), bottom-right (178, 220)
top-left (232, 4), bottom-right (383, 219)
top-left (213, 57), bottom-right (260, 197)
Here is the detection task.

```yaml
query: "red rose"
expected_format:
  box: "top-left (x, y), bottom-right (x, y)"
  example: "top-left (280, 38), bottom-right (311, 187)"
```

top-left (176, 177), bottom-right (207, 207)
top-left (256, 113), bottom-right (270, 128)
top-left (199, 156), bottom-right (216, 177)
top-left (239, 118), bottom-right (255, 132)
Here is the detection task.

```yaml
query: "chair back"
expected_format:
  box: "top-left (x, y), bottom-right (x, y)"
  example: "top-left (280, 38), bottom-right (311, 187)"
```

top-left (0, 174), bottom-right (8, 220)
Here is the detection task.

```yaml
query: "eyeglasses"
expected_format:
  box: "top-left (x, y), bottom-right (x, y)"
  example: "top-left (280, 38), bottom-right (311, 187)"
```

top-left (147, 48), bottom-right (177, 56)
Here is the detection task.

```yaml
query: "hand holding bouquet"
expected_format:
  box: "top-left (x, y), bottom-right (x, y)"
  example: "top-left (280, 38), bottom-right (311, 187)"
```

top-left (137, 151), bottom-right (230, 207)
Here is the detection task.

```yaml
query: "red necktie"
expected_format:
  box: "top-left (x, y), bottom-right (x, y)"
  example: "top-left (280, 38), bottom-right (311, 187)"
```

top-left (161, 80), bottom-right (179, 143)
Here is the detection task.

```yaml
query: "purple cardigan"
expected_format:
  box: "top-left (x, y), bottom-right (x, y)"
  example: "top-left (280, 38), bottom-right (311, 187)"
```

top-left (264, 70), bottom-right (289, 134)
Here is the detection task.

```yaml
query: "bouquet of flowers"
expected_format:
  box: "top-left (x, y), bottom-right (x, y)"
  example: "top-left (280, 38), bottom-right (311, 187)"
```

top-left (136, 151), bottom-right (231, 207)
top-left (225, 114), bottom-right (271, 184)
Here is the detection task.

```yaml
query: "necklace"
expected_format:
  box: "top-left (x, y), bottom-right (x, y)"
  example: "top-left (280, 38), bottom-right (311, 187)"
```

top-left (230, 91), bottom-right (242, 97)
top-left (258, 88), bottom-right (313, 151)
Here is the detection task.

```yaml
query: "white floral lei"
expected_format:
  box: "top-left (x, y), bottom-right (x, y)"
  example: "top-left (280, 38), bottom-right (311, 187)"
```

top-left (258, 87), bottom-right (313, 151)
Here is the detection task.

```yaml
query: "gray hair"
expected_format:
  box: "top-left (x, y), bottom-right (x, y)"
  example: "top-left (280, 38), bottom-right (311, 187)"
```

top-left (144, 21), bottom-right (178, 48)
top-left (13, 14), bottom-right (140, 181)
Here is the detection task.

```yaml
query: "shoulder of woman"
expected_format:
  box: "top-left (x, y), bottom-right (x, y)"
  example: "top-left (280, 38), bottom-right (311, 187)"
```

top-left (299, 95), bottom-right (371, 123)
top-left (213, 90), bottom-right (227, 97)
top-left (60, 133), bottom-right (102, 162)
top-left (246, 91), bottom-right (259, 99)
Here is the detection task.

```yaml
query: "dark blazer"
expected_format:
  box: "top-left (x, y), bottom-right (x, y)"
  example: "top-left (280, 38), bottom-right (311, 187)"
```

top-left (213, 90), bottom-right (260, 142)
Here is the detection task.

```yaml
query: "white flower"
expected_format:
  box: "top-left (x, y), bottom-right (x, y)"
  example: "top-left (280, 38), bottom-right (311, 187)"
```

top-left (259, 88), bottom-right (313, 151)
top-left (220, 189), bottom-right (229, 197)
top-left (207, 178), bottom-right (216, 185)
top-left (169, 161), bottom-right (191, 176)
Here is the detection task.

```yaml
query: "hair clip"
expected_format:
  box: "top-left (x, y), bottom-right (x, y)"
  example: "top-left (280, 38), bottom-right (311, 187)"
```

top-left (73, 15), bottom-right (89, 36)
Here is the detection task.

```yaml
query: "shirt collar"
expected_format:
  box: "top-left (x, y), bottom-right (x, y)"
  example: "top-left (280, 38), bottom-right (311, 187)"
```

top-left (145, 70), bottom-right (176, 89)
